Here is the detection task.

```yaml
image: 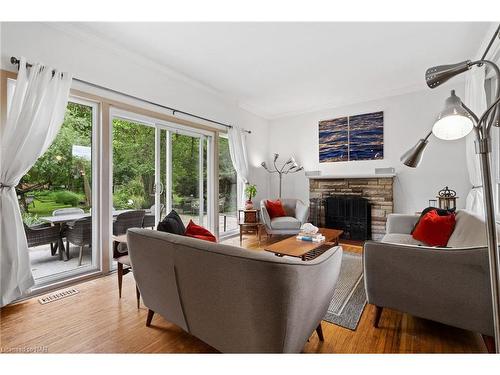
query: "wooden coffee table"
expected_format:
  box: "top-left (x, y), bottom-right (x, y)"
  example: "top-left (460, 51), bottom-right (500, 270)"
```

top-left (264, 228), bottom-right (343, 261)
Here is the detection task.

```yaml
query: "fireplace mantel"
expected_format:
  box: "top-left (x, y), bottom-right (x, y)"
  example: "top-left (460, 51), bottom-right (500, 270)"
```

top-left (307, 173), bottom-right (396, 180)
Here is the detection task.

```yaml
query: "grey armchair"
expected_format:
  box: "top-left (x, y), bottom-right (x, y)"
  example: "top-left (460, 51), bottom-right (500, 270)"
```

top-left (260, 198), bottom-right (309, 235)
top-left (363, 210), bottom-right (499, 352)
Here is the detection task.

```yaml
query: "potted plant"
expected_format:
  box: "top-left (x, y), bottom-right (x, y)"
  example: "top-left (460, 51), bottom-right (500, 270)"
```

top-left (244, 184), bottom-right (257, 210)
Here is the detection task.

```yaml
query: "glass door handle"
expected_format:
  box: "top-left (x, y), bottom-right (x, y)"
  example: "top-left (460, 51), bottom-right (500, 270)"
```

top-left (153, 182), bottom-right (164, 195)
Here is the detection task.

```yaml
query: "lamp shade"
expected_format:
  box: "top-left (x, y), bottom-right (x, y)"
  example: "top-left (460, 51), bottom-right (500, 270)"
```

top-left (432, 90), bottom-right (473, 140)
top-left (400, 138), bottom-right (429, 168)
top-left (425, 60), bottom-right (471, 88)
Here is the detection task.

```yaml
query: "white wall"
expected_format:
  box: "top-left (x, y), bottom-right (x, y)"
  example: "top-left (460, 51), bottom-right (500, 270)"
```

top-left (0, 22), bottom-right (270, 204)
top-left (267, 84), bottom-right (471, 214)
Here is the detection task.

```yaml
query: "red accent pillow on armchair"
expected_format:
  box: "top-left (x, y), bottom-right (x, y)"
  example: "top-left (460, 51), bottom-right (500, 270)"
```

top-left (412, 209), bottom-right (456, 247)
top-left (265, 199), bottom-right (286, 219)
top-left (185, 220), bottom-right (217, 243)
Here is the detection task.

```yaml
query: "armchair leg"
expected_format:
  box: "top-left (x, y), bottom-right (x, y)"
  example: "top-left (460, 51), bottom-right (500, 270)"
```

top-left (117, 262), bottom-right (123, 298)
top-left (146, 309), bottom-right (155, 327)
top-left (316, 322), bottom-right (324, 341)
top-left (373, 305), bottom-right (383, 328)
top-left (482, 334), bottom-right (496, 353)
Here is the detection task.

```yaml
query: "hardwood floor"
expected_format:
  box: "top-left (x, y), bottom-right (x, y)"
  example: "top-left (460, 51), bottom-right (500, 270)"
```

top-left (0, 233), bottom-right (487, 353)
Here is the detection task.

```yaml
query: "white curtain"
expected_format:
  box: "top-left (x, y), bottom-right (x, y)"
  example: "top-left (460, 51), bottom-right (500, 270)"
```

top-left (464, 67), bottom-right (487, 216)
top-left (228, 126), bottom-right (249, 207)
top-left (1, 57), bottom-right (72, 307)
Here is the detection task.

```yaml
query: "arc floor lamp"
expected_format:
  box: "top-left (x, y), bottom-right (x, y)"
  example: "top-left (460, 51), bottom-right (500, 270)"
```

top-left (400, 27), bottom-right (500, 352)
top-left (261, 154), bottom-right (303, 198)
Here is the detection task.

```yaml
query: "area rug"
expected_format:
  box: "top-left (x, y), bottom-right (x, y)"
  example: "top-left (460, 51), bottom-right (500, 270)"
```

top-left (323, 251), bottom-right (367, 330)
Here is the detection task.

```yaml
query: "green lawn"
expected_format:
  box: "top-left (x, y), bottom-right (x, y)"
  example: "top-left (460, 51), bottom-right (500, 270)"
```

top-left (27, 198), bottom-right (74, 217)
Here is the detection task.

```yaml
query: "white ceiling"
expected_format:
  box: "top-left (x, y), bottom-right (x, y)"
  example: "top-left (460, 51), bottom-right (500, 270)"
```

top-left (71, 22), bottom-right (491, 119)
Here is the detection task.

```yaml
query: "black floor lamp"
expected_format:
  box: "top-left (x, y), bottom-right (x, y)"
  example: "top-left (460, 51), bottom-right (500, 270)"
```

top-left (400, 27), bottom-right (500, 352)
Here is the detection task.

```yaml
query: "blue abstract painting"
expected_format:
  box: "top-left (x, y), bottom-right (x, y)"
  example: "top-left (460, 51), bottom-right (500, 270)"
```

top-left (319, 111), bottom-right (383, 163)
top-left (348, 111), bottom-right (384, 160)
top-left (318, 116), bottom-right (348, 162)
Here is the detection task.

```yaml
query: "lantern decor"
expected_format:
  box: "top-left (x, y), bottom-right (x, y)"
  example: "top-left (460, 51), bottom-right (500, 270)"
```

top-left (436, 186), bottom-right (458, 210)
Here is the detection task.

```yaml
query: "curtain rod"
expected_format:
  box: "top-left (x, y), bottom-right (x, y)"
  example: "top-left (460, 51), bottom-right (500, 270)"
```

top-left (10, 56), bottom-right (251, 134)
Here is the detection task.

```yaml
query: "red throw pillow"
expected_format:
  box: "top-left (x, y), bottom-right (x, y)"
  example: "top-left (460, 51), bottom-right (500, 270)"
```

top-left (412, 209), bottom-right (456, 247)
top-left (265, 199), bottom-right (286, 219)
top-left (184, 220), bottom-right (217, 243)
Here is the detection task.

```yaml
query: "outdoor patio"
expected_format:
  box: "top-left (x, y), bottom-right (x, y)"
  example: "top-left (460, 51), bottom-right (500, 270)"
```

top-left (28, 213), bottom-right (239, 281)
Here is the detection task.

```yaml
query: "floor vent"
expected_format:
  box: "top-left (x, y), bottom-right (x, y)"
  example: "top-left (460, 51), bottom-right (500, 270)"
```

top-left (38, 288), bottom-right (79, 305)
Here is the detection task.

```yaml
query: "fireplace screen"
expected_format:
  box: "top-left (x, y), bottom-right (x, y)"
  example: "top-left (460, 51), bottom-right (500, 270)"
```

top-left (324, 196), bottom-right (371, 240)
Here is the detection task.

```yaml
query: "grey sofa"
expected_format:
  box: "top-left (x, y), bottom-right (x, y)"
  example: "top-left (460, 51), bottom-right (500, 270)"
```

top-left (260, 198), bottom-right (309, 235)
top-left (127, 228), bottom-right (342, 353)
top-left (364, 210), bottom-right (499, 348)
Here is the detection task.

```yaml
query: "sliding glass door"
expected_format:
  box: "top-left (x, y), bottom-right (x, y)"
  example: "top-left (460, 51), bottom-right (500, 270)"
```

top-left (9, 82), bottom-right (100, 285)
top-left (111, 109), bottom-right (215, 264)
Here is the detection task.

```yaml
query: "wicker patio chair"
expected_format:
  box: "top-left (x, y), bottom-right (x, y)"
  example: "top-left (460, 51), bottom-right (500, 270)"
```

top-left (66, 217), bottom-right (92, 266)
top-left (142, 204), bottom-right (166, 229)
top-left (53, 207), bottom-right (85, 257)
top-left (52, 207), bottom-right (85, 216)
top-left (113, 210), bottom-right (146, 236)
top-left (23, 222), bottom-right (61, 256)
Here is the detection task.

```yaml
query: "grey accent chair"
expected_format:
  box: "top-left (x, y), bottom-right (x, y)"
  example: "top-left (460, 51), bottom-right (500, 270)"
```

top-left (127, 228), bottom-right (342, 353)
top-left (364, 210), bottom-right (499, 352)
top-left (260, 198), bottom-right (309, 235)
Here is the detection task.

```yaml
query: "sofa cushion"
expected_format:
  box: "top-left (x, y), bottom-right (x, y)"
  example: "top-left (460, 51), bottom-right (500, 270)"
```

top-left (381, 233), bottom-right (426, 246)
top-left (446, 210), bottom-right (498, 248)
top-left (266, 199), bottom-right (287, 219)
top-left (270, 216), bottom-right (301, 230)
top-left (411, 206), bottom-right (455, 234)
top-left (279, 199), bottom-right (297, 217)
top-left (412, 209), bottom-right (456, 247)
top-left (157, 209), bottom-right (185, 235)
top-left (185, 220), bottom-right (217, 243)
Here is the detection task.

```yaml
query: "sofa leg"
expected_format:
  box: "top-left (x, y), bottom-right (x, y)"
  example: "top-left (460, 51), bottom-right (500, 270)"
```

top-left (482, 334), bottom-right (496, 353)
top-left (373, 305), bottom-right (383, 328)
top-left (117, 262), bottom-right (123, 298)
top-left (146, 309), bottom-right (155, 327)
top-left (316, 322), bottom-right (324, 341)
top-left (136, 284), bottom-right (141, 309)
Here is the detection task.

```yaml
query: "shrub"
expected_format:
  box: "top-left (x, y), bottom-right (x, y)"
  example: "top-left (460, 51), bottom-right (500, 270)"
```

top-left (113, 190), bottom-right (146, 210)
top-left (22, 212), bottom-right (42, 226)
top-left (53, 190), bottom-right (82, 206)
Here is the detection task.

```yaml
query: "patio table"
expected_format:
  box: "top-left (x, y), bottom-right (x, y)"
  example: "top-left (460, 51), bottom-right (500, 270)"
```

top-left (40, 209), bottom-right (134, 261)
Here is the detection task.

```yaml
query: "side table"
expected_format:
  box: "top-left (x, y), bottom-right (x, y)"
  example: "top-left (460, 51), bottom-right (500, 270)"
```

top-left (238, 209), bottom-right (264, 244)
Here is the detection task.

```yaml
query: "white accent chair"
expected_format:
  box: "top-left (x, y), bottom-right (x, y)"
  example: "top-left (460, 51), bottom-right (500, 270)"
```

top-left (260, 198), bottom-right (309, 235)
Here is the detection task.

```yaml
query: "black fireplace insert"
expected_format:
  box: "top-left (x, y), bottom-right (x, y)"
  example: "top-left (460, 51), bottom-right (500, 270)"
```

top-left (325, 196), bottom-right (371, 240)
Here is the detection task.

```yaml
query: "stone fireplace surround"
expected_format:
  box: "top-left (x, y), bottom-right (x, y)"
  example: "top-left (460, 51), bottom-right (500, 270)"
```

top-left (308, 174), bottom-right (395, 240)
